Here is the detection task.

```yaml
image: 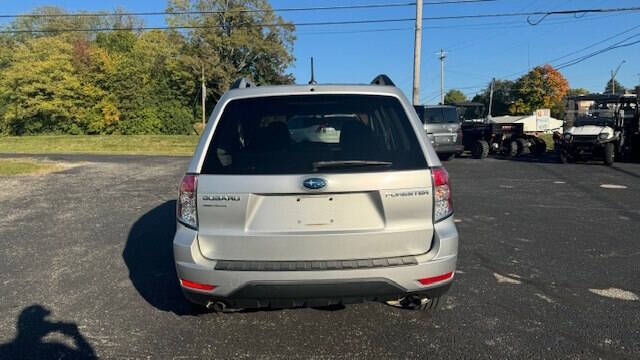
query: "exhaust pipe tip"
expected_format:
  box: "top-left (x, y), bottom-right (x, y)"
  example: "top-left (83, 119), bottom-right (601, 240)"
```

top-left (206, 301), bottom-right (227, 313)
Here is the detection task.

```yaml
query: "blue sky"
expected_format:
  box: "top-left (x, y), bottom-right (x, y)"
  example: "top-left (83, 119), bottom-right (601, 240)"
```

top-left (2, 0), bottom-right (640, 104)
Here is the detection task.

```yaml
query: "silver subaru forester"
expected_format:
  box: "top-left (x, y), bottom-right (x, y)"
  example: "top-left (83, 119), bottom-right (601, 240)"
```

top-left (173, 75), bottom-right (458, 312)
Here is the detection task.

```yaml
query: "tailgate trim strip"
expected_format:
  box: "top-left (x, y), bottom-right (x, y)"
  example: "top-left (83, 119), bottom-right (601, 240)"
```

top-left (215, 256), bottom-right (418, 271)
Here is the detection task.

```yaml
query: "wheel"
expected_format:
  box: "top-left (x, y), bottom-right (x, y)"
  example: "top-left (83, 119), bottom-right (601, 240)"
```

top-left (439, 153), bottom-right (455, 161)
top-left (399, 295), bottom-right (441, 313)
top-left (533, 138), bottom-right (547, 155)
top-left (471, 140), bottom-right (489, 159)
top-left (559, 150), bottom-right (570, 164)
top-left (516, 138), bottom-right (530, 156)
top-left (604, 142), bottom-right (615, 166)
top-left (503, 140), bottom-right (518, 157)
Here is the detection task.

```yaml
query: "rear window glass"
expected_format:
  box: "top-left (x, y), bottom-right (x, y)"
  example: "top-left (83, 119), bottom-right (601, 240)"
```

top-left (421, 107), bottom-right (458, 124)
top-left (200, 94), bottom-right (427, 174)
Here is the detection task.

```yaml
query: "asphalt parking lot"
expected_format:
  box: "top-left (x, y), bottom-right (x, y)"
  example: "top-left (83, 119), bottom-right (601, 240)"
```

top-left (1, 153), bottom-right (639, 359)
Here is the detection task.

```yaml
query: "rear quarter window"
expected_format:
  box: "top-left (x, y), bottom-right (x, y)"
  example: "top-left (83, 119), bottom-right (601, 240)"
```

top-left (200, 94), bottom-right (427, 174)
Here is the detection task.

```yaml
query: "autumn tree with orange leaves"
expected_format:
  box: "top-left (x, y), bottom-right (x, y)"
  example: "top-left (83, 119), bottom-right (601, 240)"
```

top-left (509, 65), bottom-right (569, 118)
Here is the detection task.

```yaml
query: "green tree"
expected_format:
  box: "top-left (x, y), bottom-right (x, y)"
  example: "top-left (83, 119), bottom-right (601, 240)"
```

top-left (566, 88), bottom-right (590, 97)
top-left (166, 0), bottom-right (296, 102)
top-left (0, 3), bottom-right (296, 135)
top-left (443, 89), bottom-right (467, 104)
top-left (96, 31), bottom-right (137, 53)
top-left (0, 36), bottom-right (15, 125)
top-left (472, 80), bottom-right (516, 116)
top-left (604, 79), bottom-right (626, 95)
top-left (0, 36), bottom-right (97, 134)
top-left (6, 6), bottom-right (143, 41)
top-left (108, 30), bottom-right (196, 134)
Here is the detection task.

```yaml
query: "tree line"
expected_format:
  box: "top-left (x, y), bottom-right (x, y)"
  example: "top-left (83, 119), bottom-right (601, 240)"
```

top-left (0, 0), bottom-right (295, 135)
top-left (443, 65), bottom-right (570, 119)
top-left (445, 65), bottom-right (637, 119)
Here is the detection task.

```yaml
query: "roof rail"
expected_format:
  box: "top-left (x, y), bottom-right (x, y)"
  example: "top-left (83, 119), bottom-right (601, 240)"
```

top-left (370, 74), bottom-right (395, 86)
top-left (230, 78), bottom-right (256, 90)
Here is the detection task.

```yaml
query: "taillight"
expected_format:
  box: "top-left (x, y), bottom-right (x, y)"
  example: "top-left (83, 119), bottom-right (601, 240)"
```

top-left (432, 167), bottom-right (453, 222)
top-left (177, 174), bottom-right (198, 229)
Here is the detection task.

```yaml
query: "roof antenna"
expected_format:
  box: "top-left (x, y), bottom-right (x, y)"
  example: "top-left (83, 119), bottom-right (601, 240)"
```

top-left (308, 57), bottom-right (317, 85)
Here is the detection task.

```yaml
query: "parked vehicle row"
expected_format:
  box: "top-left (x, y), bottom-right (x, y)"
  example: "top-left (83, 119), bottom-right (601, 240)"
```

top-left (416, 88), bottom-right (640, 166)
top-left (415, 102), bottom-right (546, 161)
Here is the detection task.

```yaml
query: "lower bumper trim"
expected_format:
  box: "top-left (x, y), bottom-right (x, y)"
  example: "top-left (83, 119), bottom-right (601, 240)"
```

top-left (182, 280), bottom-right (452, 309)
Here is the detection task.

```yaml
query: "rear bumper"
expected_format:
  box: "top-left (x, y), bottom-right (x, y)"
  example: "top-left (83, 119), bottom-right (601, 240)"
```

top-left (434, 143), bottom-right (464, 155)
top-left (174, 216), bottom-right (458, 308)
top-left (183, 280), bottom-right (452, 308)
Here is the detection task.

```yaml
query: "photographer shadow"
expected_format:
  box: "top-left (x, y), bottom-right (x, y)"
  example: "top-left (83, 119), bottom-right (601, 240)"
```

top-left (0, 305), bottom-right (96, 360)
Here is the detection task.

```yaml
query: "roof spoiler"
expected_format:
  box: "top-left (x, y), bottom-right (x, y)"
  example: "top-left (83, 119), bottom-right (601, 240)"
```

top-left (230, 78), bottom-right (256, 90)
top-left (370, 74), bottom-right (395, 86)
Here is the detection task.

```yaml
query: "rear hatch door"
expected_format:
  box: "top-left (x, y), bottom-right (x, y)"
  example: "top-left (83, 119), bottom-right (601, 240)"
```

top-left (196, 93), bottom-right (433, 261)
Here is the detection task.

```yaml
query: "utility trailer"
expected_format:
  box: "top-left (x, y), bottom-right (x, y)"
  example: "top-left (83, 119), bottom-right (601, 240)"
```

top-left (454, 102), bottom-right (547, 159)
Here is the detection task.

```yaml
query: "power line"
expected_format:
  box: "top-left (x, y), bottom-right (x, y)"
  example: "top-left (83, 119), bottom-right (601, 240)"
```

top-left (298, 27), bottom-right (413, 35)
top-left (0, 1), bottom-right (498, 19)
top-left (499, 22), bottom-right (640, 79)
top-left (424, 0), bottom-right (497, 4)
top-left (0, 20), bottom-right (413, 34)
top-left (465, 30), bottom-right (640, 95)
top-left (4, 14), bottom-right (625, 35)
top-left (555, 34), bottom-right (640, 70)
top-left (546, 23), bottom-right (640, 65)
top-left (420, 6), bottom-right (640, 22)
top-left (1, 6), bottom-right (639, 34)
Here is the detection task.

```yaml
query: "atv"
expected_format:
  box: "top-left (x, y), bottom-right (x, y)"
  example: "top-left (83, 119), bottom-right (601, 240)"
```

top-left (561, 92), bottom-right (639, 165)
top-left (454, 102), bottom-right (546, 159)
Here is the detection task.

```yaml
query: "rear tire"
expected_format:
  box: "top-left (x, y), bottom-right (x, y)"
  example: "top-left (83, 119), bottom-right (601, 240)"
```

top-left (516, 138), bottom-right (530, 156)
top-left (471, 140), bottom-right (489, 159)
top-left (533, 138), bottom-right (547, 155)
top-left (503, 140), bottom-right (518, 157)
top-left (604, 142), bottom-right (615, 166)
top-left (559, 150), bottom-right (570, 164)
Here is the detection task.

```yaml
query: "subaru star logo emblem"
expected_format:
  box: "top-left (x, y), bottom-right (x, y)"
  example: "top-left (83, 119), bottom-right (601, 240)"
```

top-left (303, 178), bottom-right (327, 190)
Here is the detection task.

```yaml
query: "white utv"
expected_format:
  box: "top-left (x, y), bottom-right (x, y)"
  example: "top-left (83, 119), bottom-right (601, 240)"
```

top-left (173, 75), bottom-right (458, 312)
top-left (561, 94), bottom-right (638, 165)
top-left (561, 119), bottom-right (619, 165)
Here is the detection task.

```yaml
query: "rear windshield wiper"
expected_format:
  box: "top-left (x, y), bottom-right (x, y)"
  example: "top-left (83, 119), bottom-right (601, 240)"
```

top-left (312, 160), bottom-right (392, 170)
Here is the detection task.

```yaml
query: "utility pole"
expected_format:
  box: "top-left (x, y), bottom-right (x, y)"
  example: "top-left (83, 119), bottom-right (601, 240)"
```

top-left (201, 65), bottom-right (206, 125)
top-left (610, 60), bottom-right (626, 94)
top-left (438, 49), bottom-right (447, 105)
top-left (412, 0), bottom-right (423, 105)
top-left (488, 78), bottom-right (495, 118)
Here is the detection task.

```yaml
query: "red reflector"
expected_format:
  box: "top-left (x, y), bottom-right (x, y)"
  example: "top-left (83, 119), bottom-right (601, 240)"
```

top-left (180, 279), bottom-right (216, 291)
top-left (418, 272), bottom-right (454, 285)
